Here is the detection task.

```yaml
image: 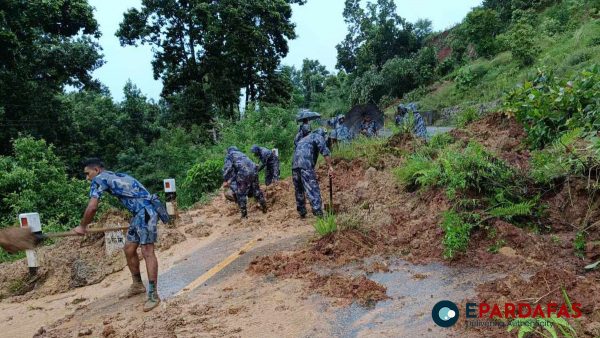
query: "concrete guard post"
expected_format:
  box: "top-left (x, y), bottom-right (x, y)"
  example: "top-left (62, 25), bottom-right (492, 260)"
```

top-left (163, 178), bottom-right (177, 223)
top-left (18, 212), bottom-right (42, 277)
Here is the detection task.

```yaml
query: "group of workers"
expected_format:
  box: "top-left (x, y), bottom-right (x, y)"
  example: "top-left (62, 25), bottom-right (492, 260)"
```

top-left (223, 102), bottom-right (428, 219)
top-left (68, 102), bottom-right (428, 313)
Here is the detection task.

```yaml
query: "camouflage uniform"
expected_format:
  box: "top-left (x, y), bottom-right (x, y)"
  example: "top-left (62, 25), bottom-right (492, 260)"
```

top-left (223, 146), bottom-right (266, 217)
top-left (294, 123), bottom-right (311, 148)
top-left (328, 115), bottom-right (350, 143)
top-left (251, 145), bottom-right (280, 185)
top-left (292, 130), bottom-right (331, 217)
top-left (396, 104), bottom-right (428, 139)
top-left (89, 171), bottom-right (158, 245)
top-left (359, 120), bottom-right (377, 137)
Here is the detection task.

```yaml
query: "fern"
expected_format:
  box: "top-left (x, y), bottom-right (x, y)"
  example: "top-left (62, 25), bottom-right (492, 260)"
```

top-left (488, 201), bottom-right (534, 220)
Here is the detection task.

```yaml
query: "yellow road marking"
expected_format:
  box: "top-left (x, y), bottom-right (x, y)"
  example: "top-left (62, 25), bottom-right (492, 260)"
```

top-left (174, 238), bottom-right (258, 296)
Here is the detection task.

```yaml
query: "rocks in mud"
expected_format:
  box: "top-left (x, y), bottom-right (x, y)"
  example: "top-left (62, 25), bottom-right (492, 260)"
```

top-left (354, 180), bottom-right (370, 203)
top-left (78, 328), bottom-right (93, 336)
top-left (102, 325), bottom-right (116, 337)
top-left (365, 167), bottom-right (377, 181)
top-left (70, 259), bottom-right (102, 288)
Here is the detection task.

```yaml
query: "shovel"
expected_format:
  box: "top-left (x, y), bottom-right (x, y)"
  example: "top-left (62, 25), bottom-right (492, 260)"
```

top-left (325, 176), bottom-right (334, 215)
top-left (0, 226), bottom-right (129, 253)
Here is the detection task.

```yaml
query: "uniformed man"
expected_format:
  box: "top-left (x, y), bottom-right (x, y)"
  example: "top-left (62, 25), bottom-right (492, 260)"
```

top-left (250, 145), bottom-right (280, 186)
top-left (292, 129), bottom-right (334, 218)
top-left (222, 146), bottom-right (267, 218)
top-left (73, 158), bottom-right (162, 312)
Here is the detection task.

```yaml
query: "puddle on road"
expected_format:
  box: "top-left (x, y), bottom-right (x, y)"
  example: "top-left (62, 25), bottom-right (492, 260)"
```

top-left (330, 259), bottom-right (504, 337)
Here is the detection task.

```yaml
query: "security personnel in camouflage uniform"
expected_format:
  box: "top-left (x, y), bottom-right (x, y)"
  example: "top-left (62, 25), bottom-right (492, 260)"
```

top-left (250, 145), bottom-right (280, 185)
top-left (222, 146), bottom-right (267, 218)
top-left (327, 115), bottom-right (350, 141)
top-left (73, 158), bottom-right (161, 312)
top-left (292, 128), bottom-right (334, 218)
top-left (334, 115), bottom-right (351, 143)
top-left (294, 119), bottom-right (312, 148)
top-left (359, 115), bottom-right (377, 137)
top-left (396, 104), bottom-right (427, 139)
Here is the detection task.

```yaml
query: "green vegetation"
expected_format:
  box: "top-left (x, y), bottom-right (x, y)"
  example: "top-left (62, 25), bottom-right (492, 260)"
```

top-left (313, 213), bottom-right (338, 236)
top-left (395, 140), bottom-right (543, 259)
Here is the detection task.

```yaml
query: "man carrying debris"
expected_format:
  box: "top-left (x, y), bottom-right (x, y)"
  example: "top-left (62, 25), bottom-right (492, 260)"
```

top-left (73, 158), bottom-right (161, 312)
top-left (294, 118), bottom-right (312, 148)
top-left (250, 145), bottom-right (280, 186)
top-left (395, 103), bottom-right (427, 139)
top-left (292, 128), bottom-right (334, 218)
top-left (359, 115), bottom-right (377, 137)
top-left (222, 146), bottom-right (267, 218)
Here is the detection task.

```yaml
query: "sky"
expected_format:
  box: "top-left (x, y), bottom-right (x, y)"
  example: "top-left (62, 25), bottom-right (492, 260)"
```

top-left (90, 0), bottom-right (483, 102)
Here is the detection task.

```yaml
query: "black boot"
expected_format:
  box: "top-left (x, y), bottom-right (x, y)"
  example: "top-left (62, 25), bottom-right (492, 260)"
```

top-left (241, 208), bottom-right (248, 218)
top-left (261, 203), bottom-right (267, 213)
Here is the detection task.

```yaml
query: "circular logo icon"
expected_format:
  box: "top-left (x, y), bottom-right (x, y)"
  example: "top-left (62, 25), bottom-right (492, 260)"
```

top-left (432, 300), bottom-right (459, 327)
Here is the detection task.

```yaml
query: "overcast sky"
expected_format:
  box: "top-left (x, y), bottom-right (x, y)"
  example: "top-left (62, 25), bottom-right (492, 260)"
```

top-left (89, 0), bottom-right (482, 101)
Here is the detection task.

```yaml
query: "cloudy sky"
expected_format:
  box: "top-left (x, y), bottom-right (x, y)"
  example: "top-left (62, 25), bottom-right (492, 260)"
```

top-left (89, 0), bottom-right (482, 101)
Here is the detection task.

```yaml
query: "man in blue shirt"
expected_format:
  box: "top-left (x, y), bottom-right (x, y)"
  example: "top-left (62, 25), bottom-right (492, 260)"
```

top-left (222, 146), bottom-right (267, 218)
top-left (250, 145), bottom-right (280, 186)
top-left (73, 158), bottom-right (160, 312)
top-left (292, 129), bottom-right (334, 218)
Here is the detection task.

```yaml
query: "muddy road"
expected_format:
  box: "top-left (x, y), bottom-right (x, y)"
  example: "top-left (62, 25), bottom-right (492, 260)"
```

top-left (2, 118), bottom-right (600, 337)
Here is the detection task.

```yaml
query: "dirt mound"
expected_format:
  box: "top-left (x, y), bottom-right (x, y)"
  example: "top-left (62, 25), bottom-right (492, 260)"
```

top-left (387, 132), bottom-right (425, 153)
top-left (310, 274), bottom-right (388, 306)
top-left (451, 112), bottom-right (530, 171)
top-left (0, 209), bottom-right (188, 301)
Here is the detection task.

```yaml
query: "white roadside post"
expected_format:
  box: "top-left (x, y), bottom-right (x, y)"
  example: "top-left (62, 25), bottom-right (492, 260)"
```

top-left (18, 213), bottom-right (42, 277)
top-left (104, 222), bottom-right (126, 256)
top-left (163, 178), bottom-right (177, 223)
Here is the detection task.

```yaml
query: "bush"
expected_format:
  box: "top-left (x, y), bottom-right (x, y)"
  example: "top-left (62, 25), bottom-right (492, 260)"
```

top-left (463, 9), bottom-right (503, 58)
top-left (350, 68), bottom-right (386, 105)
top-left (506, 21), bottom-right (540, 66)
top-left (0, 137), bottom-right (89, 231)
top-left (179, 159), bottom-right (223, 208)
top-left (455, 63), bottom-right (489, 90)
top-left (380, 57), bottom-right (416, 99)
top-left (0, 137), bottom-right (90, 262)
top-left (504, 66), bottom-right (600, 149)
top-left (456, 107), bottom-right (480, 127)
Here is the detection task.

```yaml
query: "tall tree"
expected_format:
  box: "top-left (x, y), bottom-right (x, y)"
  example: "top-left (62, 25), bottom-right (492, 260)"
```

top-left (0, 0), bottom-right (103, 154)
top-left (116, 0), bottom-right (305, 124)
top-left (335, 0), bottom-right (417, 75)
top-left (300, 59), bottom-right (329, 107)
